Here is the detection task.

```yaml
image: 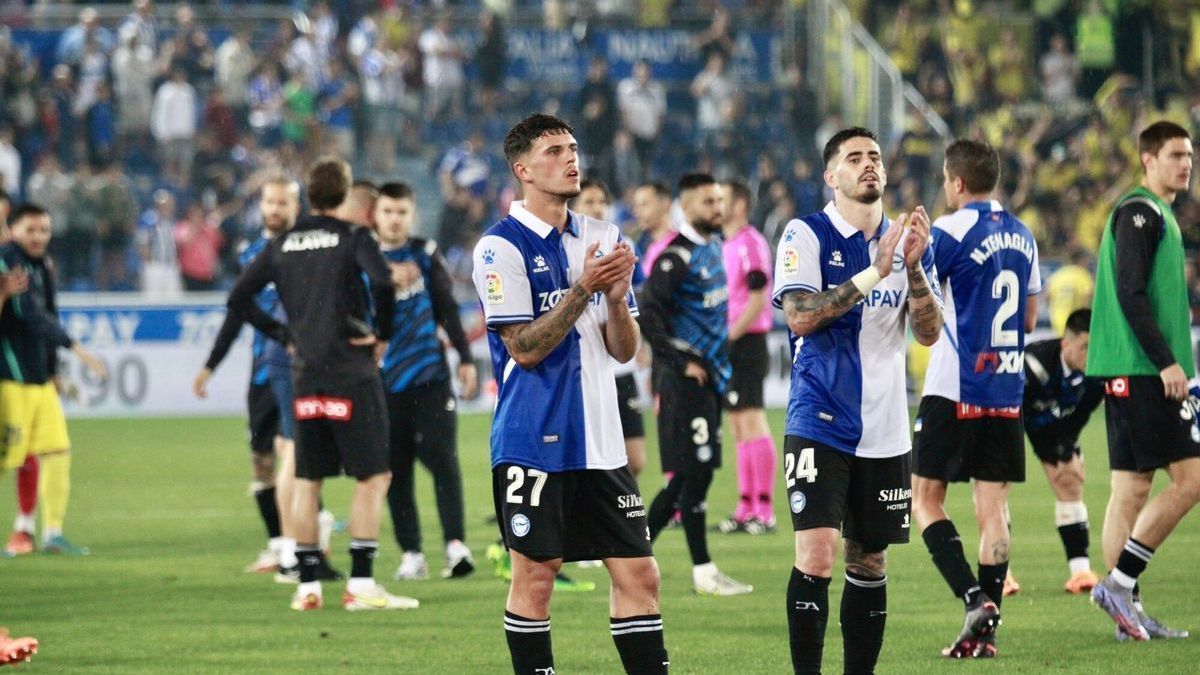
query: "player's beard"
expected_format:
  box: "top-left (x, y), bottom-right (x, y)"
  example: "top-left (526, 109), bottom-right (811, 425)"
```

top-left (264, 215), bottom-right (289, 233)
top-left (692, 217), bottom-right (722, 236)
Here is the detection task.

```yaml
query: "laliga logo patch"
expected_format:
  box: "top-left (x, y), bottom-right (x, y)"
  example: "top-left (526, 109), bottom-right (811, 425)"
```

top-left (790, 491), bottom-right (807, 514)
top-left (511, 513), bottom-right (531, 538)
top-left (782, 247), bottom-right (800, 274)
top-left (697, 445), bottom-right (713, 462)
top-left (486, 271), bottom-right (505, 305)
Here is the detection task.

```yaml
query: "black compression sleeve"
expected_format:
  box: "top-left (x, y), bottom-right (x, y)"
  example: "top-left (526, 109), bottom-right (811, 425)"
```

top-left (204, 309), bottom-right (245, 371)
top-left (745, 270), bottom-right (768, 291)
top-left (636, 250), bottom-right (688, 372)
top-left (428, 252), bottom-right (473, 363)
top-left (1113, 203), bottom-right (1176, 371)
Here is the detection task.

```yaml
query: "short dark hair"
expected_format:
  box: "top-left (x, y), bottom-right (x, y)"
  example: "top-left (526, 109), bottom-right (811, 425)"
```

top-left (9, 203), bottom-right (48, 224)
top-left (578, 178), bottom-right (610, 201)
top-left (724, 181), bottom-right (752, 211)
top-left (503, 114), bottom-right (574, 166)
top-left (1138, 121), bottom-right (1191, 159)
top-left (678, 173), bottom-right (717, 193)
top-left (1064, 308), bottom-right (1091, 335)
top-left (378, 182), bottom-right (414, 201)
top-left (944, 138), bottom-right (1000, 194)
top-left (306, 158), bottom-right (351, 210)
top-left (637, 181), bottom-right (672, 200)
top-left (823, 127), bottom-right (878, 167)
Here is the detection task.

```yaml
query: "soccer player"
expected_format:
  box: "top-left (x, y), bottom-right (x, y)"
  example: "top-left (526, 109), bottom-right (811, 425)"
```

top-left (195, 177), bottom-right (333, 580)
top-left (1087, 120), bottom-right (1198, 641)
top-left (1021, 308), bottom-right (1104, 593)
top-left (912, 138), bottom-right (1040, 659)
top-left (773, 127), bottom-right (942, 674)
top-left (228, 158), bottom-right (417, 612)
top-left (641, 173), bottom-right (751, 597)
top-left (471, 114), bottom-right (668, 675)
top-left (633, 181), bottom-right (677, 278)
top-left (374, 181), bottom-right (478, 581)
top-left (0, 204), bottom-right (108, 555)
top-left (0, 191), bottom-right (38, 557)
top-left (714, 180), bottom-right (777, 535)
top-left (574, 179), bottom-right (649, 477)
top-left (336, 180), bottom-right (379, 230)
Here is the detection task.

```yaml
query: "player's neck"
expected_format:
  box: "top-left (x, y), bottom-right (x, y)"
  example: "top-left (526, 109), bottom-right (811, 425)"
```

top-left (721, 220), bottom-right (747, 240)
top-left (956, 192), bottom-right (992, 208)
top-left (1141, 177), bottom-right (1176, 204)
top-left (833, 197), bottom-right (883, 237)
top-left (523, 192), bottom-right (570, 231)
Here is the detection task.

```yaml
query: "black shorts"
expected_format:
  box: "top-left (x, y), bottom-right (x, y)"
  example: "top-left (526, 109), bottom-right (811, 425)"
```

top-left (246, 382), bottom-right (279, 453)
top-left (1028, 433), bottom-right (1081, 465)
top-left (492, 463), bottom-right (653, 563)
top-left (725, 333), bottom-right (768, 411)
top-left (1103, 376), bottom-right (1200, 472)
top-left (657, 370), bottom-right (722, 473)
top-left (784, 437), bottom-right (911, 550)
top-left (388, 379), bottom-right (456, 462)
top-left (913, 396), bottom-right (1025, 483)
top-left (293, 376), bottom-right (390, 480)
top-left (615, 373), bottom-right (645, 440)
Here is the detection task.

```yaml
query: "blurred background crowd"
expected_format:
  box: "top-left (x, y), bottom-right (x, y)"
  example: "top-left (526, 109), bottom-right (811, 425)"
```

top-left (1, 0), bottom-right (1200, 322)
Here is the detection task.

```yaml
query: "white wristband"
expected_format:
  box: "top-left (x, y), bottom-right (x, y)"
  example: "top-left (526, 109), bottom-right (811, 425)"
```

top-left (851, 267), bottom-right (882, 296)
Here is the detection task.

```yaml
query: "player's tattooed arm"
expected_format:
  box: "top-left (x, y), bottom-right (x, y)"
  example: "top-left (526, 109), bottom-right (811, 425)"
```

top-left (497, 282), bottom-right (593, 369)
top-left (906, 264), bottom-right (942, 346)
top-left (782, 281), bottom-right (863, 336)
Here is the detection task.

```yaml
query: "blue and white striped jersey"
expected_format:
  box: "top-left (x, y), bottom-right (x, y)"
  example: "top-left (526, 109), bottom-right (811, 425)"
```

top-left (772, 202), bottom-right (941, 458)
top-left (472, 201), bottom-right (638, 472)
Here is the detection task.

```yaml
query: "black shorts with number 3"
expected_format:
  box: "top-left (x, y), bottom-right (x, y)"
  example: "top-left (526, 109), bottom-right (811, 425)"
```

top-left (657, 369), bottom-right (722, 473)
top-left (784, 436), bottom-right (911, 550)
top-left (492, 463), bottom-right (653, 563)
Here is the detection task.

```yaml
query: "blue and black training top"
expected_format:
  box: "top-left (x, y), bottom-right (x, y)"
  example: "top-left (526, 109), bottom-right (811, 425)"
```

top-left (380, 237), bottom-right (473, 394)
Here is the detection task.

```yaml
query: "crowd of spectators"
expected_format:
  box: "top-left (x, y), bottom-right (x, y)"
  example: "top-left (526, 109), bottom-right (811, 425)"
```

top-left (3, 1), bottom-right (1200, 301)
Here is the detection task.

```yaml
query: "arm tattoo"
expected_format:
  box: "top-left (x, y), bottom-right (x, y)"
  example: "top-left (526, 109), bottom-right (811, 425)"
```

top-left (783, 280), bottom-right (863, 336)
top-left (906, 265), bottom-right (942, 344)
top-left (499, 283), bottom-right (592, 367)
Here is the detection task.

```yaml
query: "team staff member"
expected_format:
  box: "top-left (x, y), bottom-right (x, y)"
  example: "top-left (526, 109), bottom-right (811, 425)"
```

top-left (375, 181), bottom-right (478, 582)
top-left (228, 158), bottom-right (416, 612)
top-left (1088, 121), bottom-right (1197, 642)
top-left (773, 128), bottom-right (942, 674)
top-left (472, 114), bottom-right (667, 675)
top-left (0, 204), bottom-right (107, 556)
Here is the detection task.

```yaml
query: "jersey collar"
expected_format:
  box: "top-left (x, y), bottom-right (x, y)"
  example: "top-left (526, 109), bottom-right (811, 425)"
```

top-left (964, 200), bottom-right (1005, 212)
top-left (678, 220), bottom-right (709, 245)
top-left (823, 201), bottom-right (889, 241)
top-left (509, 200), bottom-right (581, 239)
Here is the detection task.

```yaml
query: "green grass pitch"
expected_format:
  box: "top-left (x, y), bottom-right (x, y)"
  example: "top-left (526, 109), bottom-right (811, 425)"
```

top-left (0, 410), bottom-right (1196, 673)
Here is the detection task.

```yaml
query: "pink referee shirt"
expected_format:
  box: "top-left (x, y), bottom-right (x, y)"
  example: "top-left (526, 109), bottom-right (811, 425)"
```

top-left (723, 225), bottom-right (773, 334)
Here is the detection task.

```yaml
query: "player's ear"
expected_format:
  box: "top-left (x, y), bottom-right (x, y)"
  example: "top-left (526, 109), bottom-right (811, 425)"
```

top-left (823, 166), bottom-right (836, 189)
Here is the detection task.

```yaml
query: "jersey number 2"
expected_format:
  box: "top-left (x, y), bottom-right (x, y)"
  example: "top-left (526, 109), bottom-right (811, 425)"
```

top-left (990, 270), bottom-right (1019, 348)
top-left (784, 447), bottom-right (818, 488)
top-left (506, 466), bottom-right (548, 507)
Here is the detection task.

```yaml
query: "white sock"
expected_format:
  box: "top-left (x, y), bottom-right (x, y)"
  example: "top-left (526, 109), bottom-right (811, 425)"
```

top-left (692, 562), bottom-right (717, 580)
top-left (1068, 557), bottom-right (1091, 575)
top-left (13, 513), bottom-right (35, 534)
top-left (269, 536), bottom-right (285, 555)
top-left (278, 537), bottom-right (298, 569)
top-left (1111, 568), bottom-right (1137, 589)
top-left (297, 581), bottom-right (322, 597)
top-left (42, 526), bottom-right (62, 542)
top-left (347, 577), bottom-right (375, 594)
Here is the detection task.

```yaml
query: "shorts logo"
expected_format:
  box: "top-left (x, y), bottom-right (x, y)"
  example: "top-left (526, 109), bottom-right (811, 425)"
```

top-left (445, 398), bottom-right (456, 412)
top-left (790, 491), bottom-right (806, 514)
top-left (294, 397), bottom-right (353, 421)
top-left (727, 391), bottom-right (740, 406)
top-left (901, 513), bottom-right (910, 529)
top-left (1193, 426), bottom-right (1199, 444)
top-left (1180, 403), bottom-right (1194, 422)
top-left (913, 418), bottom-right (923, 432)
top-left (511, 514), bottom-right (531, 538)
top-left (696, 445), bottom-right (713, 463)
top-left (1106, 377), bottom-right (1129, 398)
top-left (781, 247), bottom-right (799, 274)
top-left (486, 271), bottom-right (505, 305)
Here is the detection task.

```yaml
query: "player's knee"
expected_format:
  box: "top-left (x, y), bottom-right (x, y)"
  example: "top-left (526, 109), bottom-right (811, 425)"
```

top-left (844, 541), bottom-right (887, 579)
top-left (794, 531), bottom-right (838, 576)
top-left (251, 452), bottom-right (276, 486)
top-left (1173, 474), bottom-right (1200, 506)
